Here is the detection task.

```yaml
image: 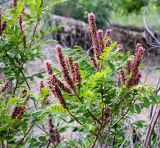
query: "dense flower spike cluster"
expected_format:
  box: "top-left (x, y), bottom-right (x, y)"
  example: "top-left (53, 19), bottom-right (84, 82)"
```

top-left (0, 81), bottom-right (10, 92)
top-left (19, 14), bottom-right (26, 48)
top-left (88, 13), bottom-right (112, 70)
top-left (126, 60), bottom-right (132, 74)
top-left (127, 43), bottom-right (145, 88)
top-left (0, 8), bottom-right (7, 35)
top-left (88, 13), bottom-right (100, 59)
top-left (40, 81), bottom-right (45, 92)
top-left (50, 74), bottom-right (72, 93)
top-left (56, 45), bottom-right (75, 90)
top-left (118, 70), bottom-right (126, 85)
top-left (49, 77), bottom-right (67, 108)
top-left (97, 29), bottom-right (104, 55)
top-left (48, 115), bottom-right (61, 145)
top-left (12, 106), bottom-right (26, 120)
top-left (118, 43), bottom-right (145, 88)
top-left (44, 60), bottom-right (53, 75)
top-left (44, 45), bottom-right (81, 107)
top-left (13, 0), bottom-right (18, 7)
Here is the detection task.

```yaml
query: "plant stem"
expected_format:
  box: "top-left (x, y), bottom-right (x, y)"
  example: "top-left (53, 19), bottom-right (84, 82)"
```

top-left (37, 125), bottom-right (48, 134)
top-left (16, 119), bottom-right (36, 147)
top-left (66, 108), bottom-right (82, 125)
top-left (87, 109), bottom-right (101, 125)
top-left (104, 117), bottom-right (113, 147)
top-left (91, 121), bottom-right (106, 148)
top-left (74, 91), bottom-right (101, 125)
top-left (20, 70), bottom-right (31, 90)
top-left (20, 70), bottom-right (37, 108)
top-left (46, 139), bottom-right (51, 148)
top-left (13, 79), bottom-right (19, 95)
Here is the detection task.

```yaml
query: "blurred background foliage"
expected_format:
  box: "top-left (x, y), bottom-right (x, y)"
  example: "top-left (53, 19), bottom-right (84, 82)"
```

top-left (1, 0), bottom-right (160, 28)
top-left (52, 0), bottom-right (111, 28)
top-left (51, 0), bottom-right (160, 28)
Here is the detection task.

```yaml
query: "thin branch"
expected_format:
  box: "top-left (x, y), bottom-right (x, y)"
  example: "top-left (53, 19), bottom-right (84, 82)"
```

top-left (20, 70), bottom-right (31, 90)
top-left (87, 109), bottom-right (101, 125)
top-left (119, 135), bottom-right (129, 148)
top-left (29, 21), bottom-right (39, 48)
top-left (45, 139), bottom-right (51, 148)
top-left (13, 79), bottom-right (19, 95)
top-left (104, 117), bottom-right (113, 148)
top-left (36, 125), bottom-right (48, 134)
top-left (16, 119), bottom-right (36, 147)
top-left (66, 108), bottom-right (82, 125)
top-left (145, 78), bottom-right (160, 146)
top-left (20, 70), bottom-right (37, 108)
top-left (74, 91), bottom-right (101, 125)
top-left (144, 105), bottom-right (160, 147)
top-left (91, 120), bottom-right (107, 148)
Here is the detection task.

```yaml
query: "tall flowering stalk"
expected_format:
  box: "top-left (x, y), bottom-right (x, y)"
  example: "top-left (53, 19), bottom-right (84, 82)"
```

top-left (72, 62), bottom-right (81, 88)
top-left (56, 45), bottom-right (75, 90)
top-left (50, 74), bottom-right (72, 93)
top-left (97, 29), bottom-right (104, 54)
top-left (48, 76), bottom-right (66, 108)
top-left (44, 45), bottom-right (81, 108)
top-left (118, 43), bottom-right (145, 88)
top-left (19, 14), bottom-right (26, 48)
top-left (48, 115), bottom-right (60, 146)
top-left (88, 13), bottom-right (100, 60)
top-left (44, 60), bottom-right (53, 75)
top-left (88, 13), bottom-right (113, 70)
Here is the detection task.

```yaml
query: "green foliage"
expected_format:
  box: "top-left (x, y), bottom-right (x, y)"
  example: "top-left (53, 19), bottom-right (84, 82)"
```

top-left (0, 1), bottom-right (159, 148)
top-left (52, 0), bottom-right (111, 27)
top-left (112, 0), bottom-right (149, 14)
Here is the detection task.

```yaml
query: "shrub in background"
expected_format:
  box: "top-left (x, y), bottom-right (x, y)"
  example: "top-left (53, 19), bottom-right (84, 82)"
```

top-left (52, 0), bottom-right (111, 28)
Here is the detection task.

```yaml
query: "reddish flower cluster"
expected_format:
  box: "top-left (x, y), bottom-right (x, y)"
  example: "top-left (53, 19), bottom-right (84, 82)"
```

top-left (50, 74), bottom-right (72, 93)
top-left (12, 106), bottom-right (26, 120)
top-left (127, 44), bottom-right (145, 88)
top-left (48, 115), bottom-right (60, 145)
top-left (88, 13), bottom-right (100, 59)
top-left (88, 13), bottom-right (112, 70)
top-left (118, 69), bottom-right (126, 85)
top-left (19, 14), bottom-right (26, 48)
top-left (44, 60), bottom-right (53, 75)
top-left (0, 8), bottom-right (7, 34)
top-left (55, 45), bottom-right (81, 90)
top-left (12, 0), bottom-right (18, 7)
top-left (44, 45), bottom-right (81, 108)
top-left (118, 43), bottom-right (145, 88)
top-left (40, 81), bottom-right (45, 92)
top-left (126, 60), bottom-right (132, 74)
top-left (105, 29), bottom-right (112, 36)
top-left (56, 45), bottom-right (75, 90)
top-left (97, 29), bottom-right (104, 55)
top-left (0, 81), bottom-right (10, 92)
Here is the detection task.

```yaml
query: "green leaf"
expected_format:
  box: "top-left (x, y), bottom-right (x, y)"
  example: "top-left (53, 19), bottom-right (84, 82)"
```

top-left (134, 104), bottom-right (141, 114)
top-left (108, 60), bottom-right (115, 71)
top-left (100, 42), bottom-right (117, 60)
top-left (154, 67), bottom-right (160, 71)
